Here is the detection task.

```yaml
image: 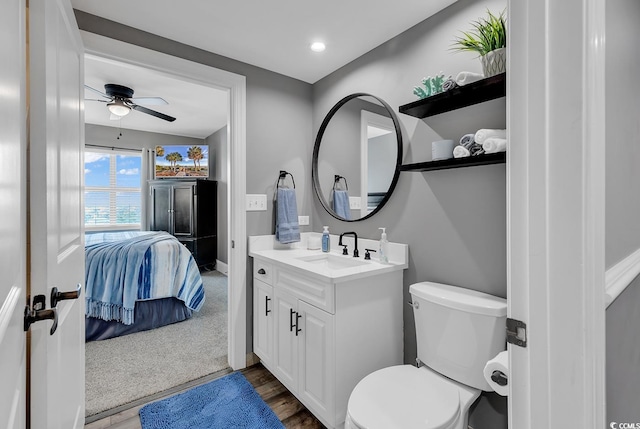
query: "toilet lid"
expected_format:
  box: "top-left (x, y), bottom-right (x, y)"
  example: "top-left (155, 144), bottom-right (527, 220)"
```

top-left (348, 365), bottom-right (460, 429)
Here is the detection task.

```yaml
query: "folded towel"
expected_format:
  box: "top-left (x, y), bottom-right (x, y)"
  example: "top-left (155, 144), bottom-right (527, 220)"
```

top-left (453, 145), bottom-right (470, 158)
top-left (455, 71), bottom-right (484, 86)
top-left (459, 133), bottom-right (475, 147)
top-left (474, 129), bottom-right (507, 144)
top-left (442, 78), bottom-right (458, 92)
top-left (275, 188), bottom-right (300, 244)
top-left (333, 190), bottom-right (351, 220)
top-left (482, 138), bottom-right (507, 154)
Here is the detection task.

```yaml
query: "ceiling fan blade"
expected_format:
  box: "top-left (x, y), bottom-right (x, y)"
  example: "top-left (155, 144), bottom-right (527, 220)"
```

top-left (85, 98), bottom-right (108, 103)
top-left (84, 84), bottom-right (111, 99)
top-left (131, 97), bottom-right (168, 106)
top-left (130, 104), bottom-right (176, 122)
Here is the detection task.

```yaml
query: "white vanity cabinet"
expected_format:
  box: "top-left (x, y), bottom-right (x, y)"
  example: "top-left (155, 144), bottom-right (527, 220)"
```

top-left (251, 253), bottom-right (404, 429)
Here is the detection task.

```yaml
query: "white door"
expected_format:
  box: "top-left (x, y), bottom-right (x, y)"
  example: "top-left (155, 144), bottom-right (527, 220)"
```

top-left (29, 0), bottom-right (86, 428)
top-left (0, 1), bottom-right (27, 428)
top-left (507, 0), bottom-right (606, 427)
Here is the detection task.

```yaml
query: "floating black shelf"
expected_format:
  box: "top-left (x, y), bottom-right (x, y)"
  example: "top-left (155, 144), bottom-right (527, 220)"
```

top-left (400, 153), bottom-right (506, 172)
top-left (399, 73), bottom-right (506, 118)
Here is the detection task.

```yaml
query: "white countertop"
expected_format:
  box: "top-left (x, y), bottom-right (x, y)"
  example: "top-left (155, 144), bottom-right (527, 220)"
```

top-left (249, 234), bottom-right (408, 282)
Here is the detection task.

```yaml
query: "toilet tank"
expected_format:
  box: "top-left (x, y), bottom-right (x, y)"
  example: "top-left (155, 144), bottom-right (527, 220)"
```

top-left (410, 282), bottom-right (507, 391)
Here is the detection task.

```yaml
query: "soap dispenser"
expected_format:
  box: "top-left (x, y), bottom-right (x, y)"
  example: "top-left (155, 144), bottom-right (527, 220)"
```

top-left (322, 226), bottom-right (330, 253)
top-left (378, 227), bottom-right (389, 263)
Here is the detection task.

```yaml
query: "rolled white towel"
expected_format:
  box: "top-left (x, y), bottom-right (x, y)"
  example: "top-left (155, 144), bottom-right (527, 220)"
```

top-left (455, 71), bottom-right (484, 86)
top-left (475, 128), bottom-right (507, 144)
top-left (482, 138), bottom-right (507, 154)
top-left (453, 145), bottom-right (471, 158)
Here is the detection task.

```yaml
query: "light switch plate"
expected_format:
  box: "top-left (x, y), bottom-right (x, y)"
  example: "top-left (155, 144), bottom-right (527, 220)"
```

top-left (349, 196), bottom-right (361, 210)
top-left (298, 215), bottom-right (309, 226)
top-left (246, 194), bottom-right (267, 211)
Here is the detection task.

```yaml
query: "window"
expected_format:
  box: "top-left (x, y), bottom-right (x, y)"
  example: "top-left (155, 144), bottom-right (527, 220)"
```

top-left (84, 149), bottom-right (142, 230)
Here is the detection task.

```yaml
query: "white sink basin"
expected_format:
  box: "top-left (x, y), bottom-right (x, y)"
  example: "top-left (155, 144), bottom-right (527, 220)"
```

top-left (296, 254), bottom-right (369, 270)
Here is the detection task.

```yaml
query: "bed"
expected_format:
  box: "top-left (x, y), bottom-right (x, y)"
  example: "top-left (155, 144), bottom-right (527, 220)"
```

top-left (84, 231), bottom-right (205, 341)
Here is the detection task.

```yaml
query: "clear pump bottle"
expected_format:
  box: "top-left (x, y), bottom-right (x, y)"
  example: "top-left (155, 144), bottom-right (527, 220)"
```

top-left (379, 227), bottom-right (389, 263)
top-left (322, 226), bottom-right (330, 253)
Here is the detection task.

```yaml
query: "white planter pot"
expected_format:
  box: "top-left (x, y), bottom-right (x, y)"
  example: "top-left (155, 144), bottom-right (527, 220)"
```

top-left (481, 47), bottom-right (506, 77)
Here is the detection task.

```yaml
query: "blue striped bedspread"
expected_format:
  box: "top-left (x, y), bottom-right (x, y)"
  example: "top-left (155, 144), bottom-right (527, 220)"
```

top-left (85, 231), bottom-right (205, 325)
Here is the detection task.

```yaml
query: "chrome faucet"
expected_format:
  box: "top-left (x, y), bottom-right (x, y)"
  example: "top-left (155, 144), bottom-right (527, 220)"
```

top-left (338, 232), bottom-right (359, 257)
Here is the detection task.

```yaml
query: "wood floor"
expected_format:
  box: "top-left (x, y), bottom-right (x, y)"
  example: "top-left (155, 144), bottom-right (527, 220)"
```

top-left (84, 363), bottom-right (325, 429)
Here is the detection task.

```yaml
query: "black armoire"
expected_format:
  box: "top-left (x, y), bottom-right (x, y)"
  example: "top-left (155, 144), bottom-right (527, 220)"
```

top-left (148, 179), bottom-right (217, 268)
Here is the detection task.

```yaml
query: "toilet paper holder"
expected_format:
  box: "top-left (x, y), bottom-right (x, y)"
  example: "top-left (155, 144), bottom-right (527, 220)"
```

top-left (490, 370), bottom-right (508, 386)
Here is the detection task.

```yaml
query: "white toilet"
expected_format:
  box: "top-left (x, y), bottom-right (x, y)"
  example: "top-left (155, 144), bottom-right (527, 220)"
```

top-left (345, 281), bottom-right (507, 429)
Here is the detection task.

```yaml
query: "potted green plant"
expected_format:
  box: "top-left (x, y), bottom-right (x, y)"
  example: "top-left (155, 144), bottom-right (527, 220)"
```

top-left (451, 10), bottom-right (506, 77)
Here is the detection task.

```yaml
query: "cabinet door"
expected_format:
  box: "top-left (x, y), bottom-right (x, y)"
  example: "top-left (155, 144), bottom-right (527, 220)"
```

top-left (172, 184), bottom-right (194, 236)
top-left (253, 279), bottom-right (274, 367)
top-left (273, 289), bottom-right (298, 389)
top-left (149, 185), bottom-right (171, 232)
top-left (298, 300), bottom-right (335, 424)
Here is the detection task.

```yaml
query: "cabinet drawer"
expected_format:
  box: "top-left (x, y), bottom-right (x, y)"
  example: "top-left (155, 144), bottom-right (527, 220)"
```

top-left (253, 260), bottom-right (273, 285)
top-left (276, 269), bottom-right (334, 314)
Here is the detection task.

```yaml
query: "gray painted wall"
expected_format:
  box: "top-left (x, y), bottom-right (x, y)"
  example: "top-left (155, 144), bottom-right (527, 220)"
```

top-left (606, 277), bottom-right (640, 422)
top-left (311, 1), bottom-right (507, 427)
top-left (205, 126), bottom-right (228, 264)
top-left (605, 0), bottom-right (640, 422)
top-left (605, 0), bottom-right (640, 269)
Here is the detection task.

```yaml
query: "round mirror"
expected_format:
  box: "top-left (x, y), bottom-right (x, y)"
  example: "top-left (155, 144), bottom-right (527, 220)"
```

top-left (312, 93), bottom-right (403, 221)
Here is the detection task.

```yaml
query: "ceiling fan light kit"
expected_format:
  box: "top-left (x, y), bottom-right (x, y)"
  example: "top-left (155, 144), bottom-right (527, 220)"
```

top-left (107, 99), bottom-right (131, 117)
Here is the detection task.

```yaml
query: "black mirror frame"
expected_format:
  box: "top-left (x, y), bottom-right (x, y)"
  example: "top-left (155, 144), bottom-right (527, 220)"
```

top-left (312, 93), bottom-right (403, 222)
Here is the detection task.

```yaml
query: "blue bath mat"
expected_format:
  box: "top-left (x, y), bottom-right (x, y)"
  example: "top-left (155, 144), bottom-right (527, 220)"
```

top-left (139, 372), bottom-right (284, 429)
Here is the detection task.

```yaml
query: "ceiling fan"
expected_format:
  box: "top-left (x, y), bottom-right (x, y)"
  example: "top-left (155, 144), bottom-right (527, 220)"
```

top-left (84, 84), bottom-right (176, 122)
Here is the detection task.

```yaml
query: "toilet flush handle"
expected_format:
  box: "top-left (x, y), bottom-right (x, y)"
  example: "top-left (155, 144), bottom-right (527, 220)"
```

top-left (407, 300), bottom-right (419, 309)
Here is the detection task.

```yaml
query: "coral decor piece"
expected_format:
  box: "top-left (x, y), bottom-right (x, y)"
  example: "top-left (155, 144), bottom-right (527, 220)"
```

top-left (413, 71), bottom-right (449, 99)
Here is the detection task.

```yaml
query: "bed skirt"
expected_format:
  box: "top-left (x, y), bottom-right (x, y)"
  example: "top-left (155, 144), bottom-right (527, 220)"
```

top-left (86, 297), bottom-right (193, 342)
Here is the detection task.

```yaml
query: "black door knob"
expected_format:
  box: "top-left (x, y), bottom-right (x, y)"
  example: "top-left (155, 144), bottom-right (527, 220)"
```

top-left (24, 306), bottom-right (58, 335)
top-left (51, 284), bottom-right (81, 308)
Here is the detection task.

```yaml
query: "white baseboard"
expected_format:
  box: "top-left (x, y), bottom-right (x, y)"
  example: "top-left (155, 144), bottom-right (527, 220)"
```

top-left (606, 247), bottom-right (640, 307)
top-left (216, 260), bottom-right (228, 276)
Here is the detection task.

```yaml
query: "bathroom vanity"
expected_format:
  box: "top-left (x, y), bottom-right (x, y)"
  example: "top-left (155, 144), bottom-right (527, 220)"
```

top-left (249, 234), bottom-right (408, 428)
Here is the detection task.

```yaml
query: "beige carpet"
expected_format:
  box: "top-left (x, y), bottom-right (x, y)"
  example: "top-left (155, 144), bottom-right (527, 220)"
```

top-left (85, 270), bottom-right (229, 416)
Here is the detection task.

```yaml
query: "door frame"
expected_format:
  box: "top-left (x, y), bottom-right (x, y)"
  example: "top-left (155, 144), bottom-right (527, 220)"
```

top-left (81, 32), bottom-right (248, 370)
top-left (359, 110), bottom-right (394, 218)
top-left (507, 0), bottom-right (606, 427)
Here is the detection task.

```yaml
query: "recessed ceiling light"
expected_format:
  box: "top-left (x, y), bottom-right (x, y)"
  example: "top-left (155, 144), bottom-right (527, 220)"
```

top-left (310, 42), bottom-right (326, 53)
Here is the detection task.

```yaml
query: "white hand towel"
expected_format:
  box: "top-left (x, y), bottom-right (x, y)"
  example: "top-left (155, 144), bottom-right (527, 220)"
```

top-left (453, 145), bottom-right (470, 158)
top-left (455, 71), bottom-right (484, 86)
top-left (475, 128), bottom-right (507, 144)
top-left (482, 138), bottom-right (507, 154)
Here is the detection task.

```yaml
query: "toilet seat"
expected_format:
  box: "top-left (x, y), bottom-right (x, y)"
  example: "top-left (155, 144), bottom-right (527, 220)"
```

top-left (347, 365), bottom-right (461, 429)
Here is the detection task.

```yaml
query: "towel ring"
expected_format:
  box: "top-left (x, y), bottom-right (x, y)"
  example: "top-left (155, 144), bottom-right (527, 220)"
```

top-left (333, 175), bottom-right (348, 191)
top-left (276, 170), bottom-right (296, 189)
